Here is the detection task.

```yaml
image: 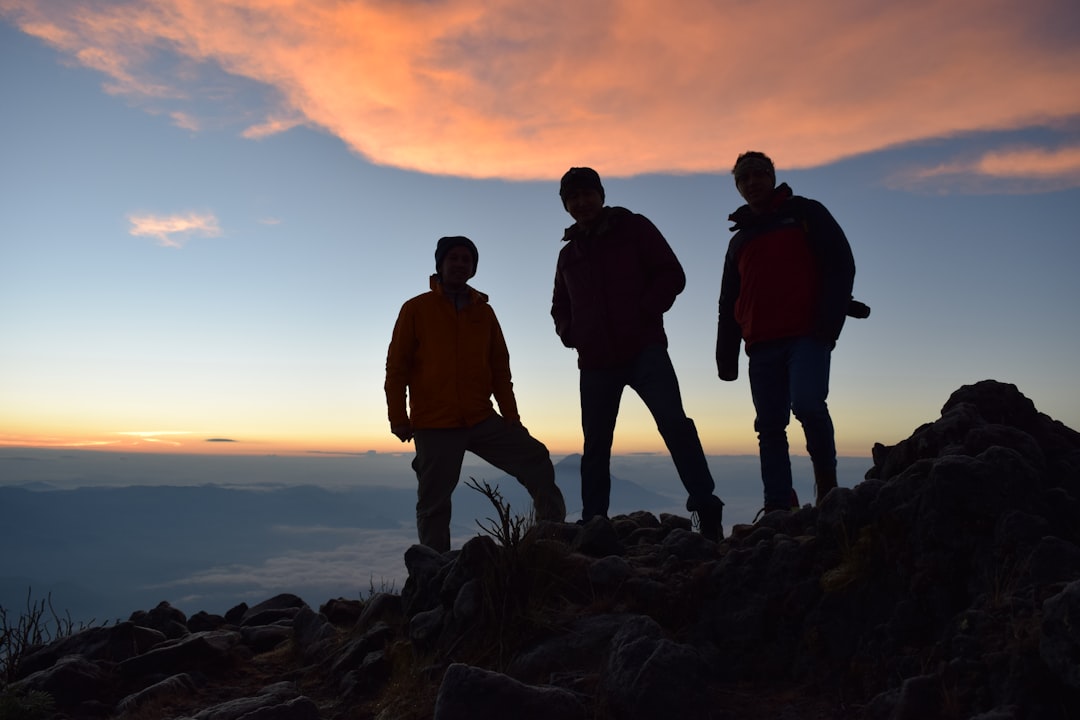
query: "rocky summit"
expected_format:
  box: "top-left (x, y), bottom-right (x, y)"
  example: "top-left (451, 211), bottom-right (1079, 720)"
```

top-left (4, 380), bottom-right (1079, 720)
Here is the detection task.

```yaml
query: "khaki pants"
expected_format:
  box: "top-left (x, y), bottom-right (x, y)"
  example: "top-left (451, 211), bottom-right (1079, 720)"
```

top-left (411, 414), bottom-right (566, 552)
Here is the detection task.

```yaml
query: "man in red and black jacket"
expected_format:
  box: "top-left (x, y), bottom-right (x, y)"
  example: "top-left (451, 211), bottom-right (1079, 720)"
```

top-left (717, 151), bottom-right (862, 515)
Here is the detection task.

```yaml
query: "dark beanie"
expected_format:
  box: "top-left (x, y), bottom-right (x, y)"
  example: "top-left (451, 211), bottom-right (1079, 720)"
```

top-left (559, 167), bottom-right (605, 204)
top-left (434, 235), bottom-right (479, 273)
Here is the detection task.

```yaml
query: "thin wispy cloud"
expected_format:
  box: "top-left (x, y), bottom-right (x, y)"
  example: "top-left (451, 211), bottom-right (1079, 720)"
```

top-left (127, 211), bottom-right (222, 248)
top-left (3, 0), bottom-right (1078, 186)
top-left (975, 146), bottom-right (1080, 180)
top-left (888, 144), bottom-right (1080, 194)
top-left (114, 431), bottom-right (193, 447)
top-left (170, 110), bottom-right (200, 132)
top-left (242, 115), bottom-right (305, 140)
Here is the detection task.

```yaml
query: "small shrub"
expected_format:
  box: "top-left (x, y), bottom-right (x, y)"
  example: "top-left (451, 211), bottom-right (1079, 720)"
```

top-left (1, 588), bottom-right (94, 686)
top-left (465, 477), bottom-right (530, 549)
top-left (366, 575), bottom-right (398, 600)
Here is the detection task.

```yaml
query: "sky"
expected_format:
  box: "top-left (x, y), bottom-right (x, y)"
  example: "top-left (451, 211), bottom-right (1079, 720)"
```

top-left (2, 0), bottom-right (1079, 461)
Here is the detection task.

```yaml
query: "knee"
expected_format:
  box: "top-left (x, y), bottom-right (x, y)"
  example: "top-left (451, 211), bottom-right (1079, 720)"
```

top-left (754, 414), bottom-right (789, 436)
top-left (792, 400), bottom-right (829, 424)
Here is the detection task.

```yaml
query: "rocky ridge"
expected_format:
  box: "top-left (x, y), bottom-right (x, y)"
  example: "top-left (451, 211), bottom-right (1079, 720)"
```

top-left (5, 380), bottom-right (1080, 719)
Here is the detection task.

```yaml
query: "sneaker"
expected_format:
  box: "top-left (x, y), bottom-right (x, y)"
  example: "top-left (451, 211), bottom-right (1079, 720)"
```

top-left (689, 495), bottom-right (725, 542)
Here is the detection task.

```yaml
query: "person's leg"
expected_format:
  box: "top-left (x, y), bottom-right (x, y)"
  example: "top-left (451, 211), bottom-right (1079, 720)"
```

top-left (630, 345), bottom-right (725, 539)
top-left (630, 345), bottom-right (716, 501)
top-left (789, 336), bottom-right (837, 504)
top-left (468, 415), bottom-right (566, 522)
top-left (579, 366), bottom-right (626, 520)
top-left (748, 339), bottom-right (794, 510)
top-left (411, 428), bottom-right (468, 552)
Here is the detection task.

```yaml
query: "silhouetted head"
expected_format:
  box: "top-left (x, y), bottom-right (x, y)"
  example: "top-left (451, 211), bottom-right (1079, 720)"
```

top-left (732, 151), bottom-right (777, 214)
top-left (732, 151), bottom-right (775, 180)
top-left (559, 167), bottom-right (606, 225)
top-left (434, 236), bottom-right (478, 286)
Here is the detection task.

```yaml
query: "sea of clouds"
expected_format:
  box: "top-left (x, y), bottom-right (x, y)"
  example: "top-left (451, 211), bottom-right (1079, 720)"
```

top-left (0, 448), bottom-right (871, 625)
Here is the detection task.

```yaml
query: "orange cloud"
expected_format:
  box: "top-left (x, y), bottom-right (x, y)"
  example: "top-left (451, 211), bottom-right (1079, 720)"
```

top-left (127, 211), bottom-right (222, 248)
top-left (3, 0), bottom-right (1079, 182)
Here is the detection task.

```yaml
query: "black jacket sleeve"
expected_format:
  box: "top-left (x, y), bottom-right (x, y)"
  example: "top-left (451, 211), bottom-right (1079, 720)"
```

top-left (716, 237), bottom-right (743, 380)
top-left (802, 199), bottom-right (855, 347)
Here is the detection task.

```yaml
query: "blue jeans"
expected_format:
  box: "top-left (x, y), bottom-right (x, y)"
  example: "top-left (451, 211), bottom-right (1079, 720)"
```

top-left (579, 344), bottom-right (715, 520)
top-left (748, 336), bottom-right (837, 509)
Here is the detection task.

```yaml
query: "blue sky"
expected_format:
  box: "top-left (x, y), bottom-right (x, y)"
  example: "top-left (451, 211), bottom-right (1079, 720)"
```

top-left (1, 0), bottom-right (1079, 460)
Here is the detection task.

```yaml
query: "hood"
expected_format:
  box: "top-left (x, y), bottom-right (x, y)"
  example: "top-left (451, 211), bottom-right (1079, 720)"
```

top-left (728, 183), bottom-right (794, 231)
top-left (561, 206), bottom-right (633, 242)
top-left (428, 273), bottom-right (489, 304)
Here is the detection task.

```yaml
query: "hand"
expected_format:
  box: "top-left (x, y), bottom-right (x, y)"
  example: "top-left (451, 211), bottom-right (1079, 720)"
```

top-left (391, 423), bottom-right (414, 442)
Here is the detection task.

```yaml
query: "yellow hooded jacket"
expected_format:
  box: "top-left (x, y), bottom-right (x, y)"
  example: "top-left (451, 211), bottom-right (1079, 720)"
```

top-left (385, 275), bottom-right (519, 430)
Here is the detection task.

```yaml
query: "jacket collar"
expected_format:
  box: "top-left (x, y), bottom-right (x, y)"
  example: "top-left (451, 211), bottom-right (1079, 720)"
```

top-left (429, 273), bottom-right (488, 304)
top-left (728, 183), bottom-right (795, 230)
top-left (561, 206), bottom-right (632, 242)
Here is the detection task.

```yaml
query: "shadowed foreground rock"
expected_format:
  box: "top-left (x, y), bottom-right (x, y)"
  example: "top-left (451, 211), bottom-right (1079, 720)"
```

top-left (5, 380), bottom-right (1079, 719)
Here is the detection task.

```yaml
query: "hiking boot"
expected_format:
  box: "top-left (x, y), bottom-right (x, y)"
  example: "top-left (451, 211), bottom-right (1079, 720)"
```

top-left (814, 467), bottom-right (837, 506)
top-left (688, 495), bottom-right (725, 542)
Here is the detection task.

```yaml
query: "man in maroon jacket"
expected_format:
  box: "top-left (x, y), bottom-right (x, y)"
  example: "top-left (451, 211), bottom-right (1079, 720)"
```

top-left (552, 167), bottom-right (725, 540)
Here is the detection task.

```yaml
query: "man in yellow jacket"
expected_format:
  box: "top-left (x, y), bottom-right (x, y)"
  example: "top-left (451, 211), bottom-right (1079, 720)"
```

top-left (385, 236), bottom-right (566, 552)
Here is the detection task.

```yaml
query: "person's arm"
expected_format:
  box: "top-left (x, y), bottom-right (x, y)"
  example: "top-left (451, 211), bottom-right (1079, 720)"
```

top-left (804, 200), bottom-right (856, 346)
top-left (716, 241), bottom-right (743, 381)
top-left (551, 254), bottom-right (575, 348)
top-left (635, 215), bottom-right (686, 317)
top-left (489, 312), bottom-right (520, 424)
top-left (384, 304), bottom-right (416, 441)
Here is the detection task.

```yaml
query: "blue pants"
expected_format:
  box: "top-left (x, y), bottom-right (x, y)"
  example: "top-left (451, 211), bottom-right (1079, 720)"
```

top-left (748, 336), bottom-right (837, 509)
top-left (579, 344), bottom-right (715, 520)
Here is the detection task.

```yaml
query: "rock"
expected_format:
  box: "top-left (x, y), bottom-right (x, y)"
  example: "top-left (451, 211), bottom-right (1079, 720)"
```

top-left (433, 663), bottom-right (587, 720)
top-left (1041, 580), bottom-right (1080, 690)
top-left (115, 672), bottom-right (200, 715)
top-left (118, 630), bottom-right (242, 678)
top-left (15, 621), bottom-right (165, 678)
top-left (188, 681), bottom-right (301, 720)
top-left (571, 516), bottom-right (625, 557)
top-left (9, 654), bottom-right (113, 706)
top-left (129, 600), bottom-right (190, 639)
